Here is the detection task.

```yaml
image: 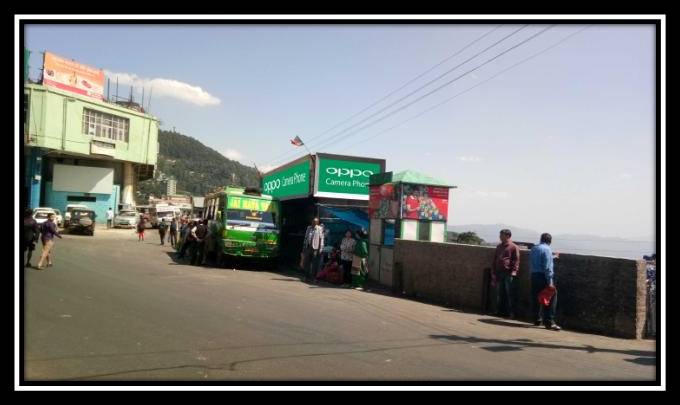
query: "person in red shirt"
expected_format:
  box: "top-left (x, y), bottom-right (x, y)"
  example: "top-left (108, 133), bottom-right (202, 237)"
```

top-left (492, 229), bottom-right (520, 319)
top-left (404, 192), bottom-right (419, 218)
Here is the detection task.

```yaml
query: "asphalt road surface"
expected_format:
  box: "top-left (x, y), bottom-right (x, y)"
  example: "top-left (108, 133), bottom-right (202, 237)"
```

top-left (23, 228), bottom-right (656, 382)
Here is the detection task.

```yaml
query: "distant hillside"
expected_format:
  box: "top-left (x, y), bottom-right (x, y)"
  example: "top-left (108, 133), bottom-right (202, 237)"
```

top-left (448, 224), bottom-right (655, 260)
top-left (136, 130), bottom-right (260, 202)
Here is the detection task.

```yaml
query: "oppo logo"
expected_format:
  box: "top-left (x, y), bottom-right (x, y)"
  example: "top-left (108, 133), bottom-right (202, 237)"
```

top-left (263, 179), bottom-right (281, 193)
top-left (326, 167), bottom-right (374, 178)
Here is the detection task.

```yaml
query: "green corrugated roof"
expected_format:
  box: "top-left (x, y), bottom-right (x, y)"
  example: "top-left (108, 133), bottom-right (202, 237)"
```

top-left (392, 170), bottom-right (454, 187)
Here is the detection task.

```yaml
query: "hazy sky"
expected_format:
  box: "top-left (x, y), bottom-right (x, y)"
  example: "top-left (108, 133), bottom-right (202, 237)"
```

top-left (24, 23), bottom-right (656, 240)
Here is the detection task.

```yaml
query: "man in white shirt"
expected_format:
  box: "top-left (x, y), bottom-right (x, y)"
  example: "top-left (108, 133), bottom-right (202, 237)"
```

top-left (301, 217), bottom-right (324, 281)
top-left (106, 208), bottom-right (114, 229)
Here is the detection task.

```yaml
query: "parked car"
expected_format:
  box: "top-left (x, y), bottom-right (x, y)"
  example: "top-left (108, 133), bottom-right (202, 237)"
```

top-left (33, 208), bottom-right (56, 225)
top-left (53, 209), bottom-right (64, 228)
top-left (64, 204), bottom-right (90, 224)
top-left (114, 210), bottom-right (139, 228)
top-left (67, 208), bottom-right (97, 236)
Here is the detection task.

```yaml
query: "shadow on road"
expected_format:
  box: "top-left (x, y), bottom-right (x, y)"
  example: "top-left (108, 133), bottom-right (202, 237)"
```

top-left (429, 334), bottom-right (656, 359)
top-left (625, 357), bottom-right (656, 366)
top-left (478, 318), bottom-right (533, 329)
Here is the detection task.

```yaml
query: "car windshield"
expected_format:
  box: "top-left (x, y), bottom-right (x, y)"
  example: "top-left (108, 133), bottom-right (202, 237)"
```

top-left (119, 211), bottom-right (137, 217)
top-left (73, 210), bottom-right (93, 216)
top-left (34, 212), bottom-right (51, 219)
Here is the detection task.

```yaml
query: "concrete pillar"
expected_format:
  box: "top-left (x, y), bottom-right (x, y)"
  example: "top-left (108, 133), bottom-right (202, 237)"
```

top-left (122, 162), bottom-right (135, 205)
top-left (28, 148), bottom-right (43, 209)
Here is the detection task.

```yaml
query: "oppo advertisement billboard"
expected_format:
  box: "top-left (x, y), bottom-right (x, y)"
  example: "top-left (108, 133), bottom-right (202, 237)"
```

top-left (261, 159), bottom-right (311, 199)
top-left (314, 157), bottom-right (383, 200)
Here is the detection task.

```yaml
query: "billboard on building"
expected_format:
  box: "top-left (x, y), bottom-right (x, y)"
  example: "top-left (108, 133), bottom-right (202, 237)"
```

top-left (401, 184), bottom-right (449, 221)
top-left (261, 158), bottom-right (311, 200)
top-left (314, 154), bottom-right (385, 200)
top-left (368, 183), bottom-right (399, 219)
top-left (42, 52), bottom-right (105, 100)
top-left (52, 164), bottom-right (114, 194)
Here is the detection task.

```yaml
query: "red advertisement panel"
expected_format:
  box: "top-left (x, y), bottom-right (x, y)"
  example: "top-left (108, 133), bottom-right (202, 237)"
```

top-left (401, 184), bottom-right (449, 221)
top-left (368, 183), bottom-right (399, 219)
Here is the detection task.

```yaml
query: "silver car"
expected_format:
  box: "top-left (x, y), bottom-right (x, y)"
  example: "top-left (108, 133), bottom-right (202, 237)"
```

top-left (113, 210), bottom-right (139, 228)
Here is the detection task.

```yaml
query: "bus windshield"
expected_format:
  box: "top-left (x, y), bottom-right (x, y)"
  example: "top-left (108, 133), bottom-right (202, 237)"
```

top-left (226, 209), bottom-right (276, 228)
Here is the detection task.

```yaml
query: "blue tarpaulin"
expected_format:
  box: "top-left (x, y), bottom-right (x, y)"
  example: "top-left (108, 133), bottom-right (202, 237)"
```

top-left (321, 206), bottom-right (369, 229)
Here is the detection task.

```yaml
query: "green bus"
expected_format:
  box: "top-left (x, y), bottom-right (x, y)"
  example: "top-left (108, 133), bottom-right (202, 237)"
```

top-left (203, 186), bottom-right (280, 264)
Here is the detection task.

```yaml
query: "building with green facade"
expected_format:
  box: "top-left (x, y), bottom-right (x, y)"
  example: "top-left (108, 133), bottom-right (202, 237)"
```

top-left (23, 81), bottom-right (159, 223)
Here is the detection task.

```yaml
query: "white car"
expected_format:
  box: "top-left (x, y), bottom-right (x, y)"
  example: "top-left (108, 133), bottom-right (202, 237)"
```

top-left (32, 208), bottom-right (56, 225)
top-left (53, 208), bottom-right (64, 228)
top-left (114, 210), bottom-right (139, 228)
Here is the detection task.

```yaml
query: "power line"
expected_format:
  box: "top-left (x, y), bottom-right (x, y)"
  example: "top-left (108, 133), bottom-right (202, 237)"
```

top-left (336, 26), bottom-right (590, 154)
top-left (267, 25), bottom-right (504, 167)
top-left (275, 25), bottom-right (530, 166)
top-left (311, 25), bottom-right (554, 155)
top-left (267, 24), bottom-right (514, 167)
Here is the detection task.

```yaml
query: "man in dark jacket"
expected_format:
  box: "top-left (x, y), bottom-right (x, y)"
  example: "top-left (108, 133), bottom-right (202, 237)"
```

top-left (492, 229), bottom-right (520, 318)
top-left (191, 220), bottom-right (208, 266)
top-left (158, 220), bottom-right (167, 246)
top-left (23, 208), bottom-right (40, 267)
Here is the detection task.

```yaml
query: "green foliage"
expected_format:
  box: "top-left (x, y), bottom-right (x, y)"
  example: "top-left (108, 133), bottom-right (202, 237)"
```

top-left (136, 129), bottom-right (260, 204)
top-left (456, 231), bottom-right (485, 245)
top-left (446, 231), bottom-right (459, 243)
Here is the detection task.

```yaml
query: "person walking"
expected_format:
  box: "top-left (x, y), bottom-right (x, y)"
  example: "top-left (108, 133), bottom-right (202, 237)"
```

top-left (340, 229), bottom-right (356, 287)
top-left (352, 229), bottom-right (370, 289)
top-left (492, 229), bottom-right (520, 319)
top-left (36, 213), bottom-right (62, 270)
top-left (23, 208), bottom-right (40, 268)
top-left (191, 219), bottom-right (208, 266)
top-left (530, 233), bottom-right (561, 330)
top-left (301, 217), bottom-right (324, 281)
top-left (158, 220), bottom-right (167, 246)
top-left (106, 207), bottom-right (114, 229)
top-left (169, 217), bottom-right (178, 248)
top-left (137, 214), bottom-right (146, 242)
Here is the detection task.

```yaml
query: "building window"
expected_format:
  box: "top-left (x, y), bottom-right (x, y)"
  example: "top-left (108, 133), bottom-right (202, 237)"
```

top-left (67, 196), bottom-right (97, 202)
top-left (82, 108), bottom-right (129, 142)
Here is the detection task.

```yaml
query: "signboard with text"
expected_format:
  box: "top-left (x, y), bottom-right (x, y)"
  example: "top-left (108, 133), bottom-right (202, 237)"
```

top-left (42, 51), bottom-right (105, 100)
top-left (227, 196), bottom-right (273, 212)
top-left (314, 156), bottom-right (384, 200)
top-left (261, 159), bottom-right (311, 200)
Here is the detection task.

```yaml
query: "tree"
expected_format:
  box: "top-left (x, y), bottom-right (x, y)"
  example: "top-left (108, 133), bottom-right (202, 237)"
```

top-left (446, 231), bottom-right (459, 243)
top-left (456, 231), bottom-right (485, 245)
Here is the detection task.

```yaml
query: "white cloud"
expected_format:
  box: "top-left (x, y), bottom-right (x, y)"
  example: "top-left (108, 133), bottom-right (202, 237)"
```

top-left (458, 155), bottom-right (483, 163)
top-left (105, 70), bottom-right (220, 107)
top-left (222, 148), bottom-right (245, 162)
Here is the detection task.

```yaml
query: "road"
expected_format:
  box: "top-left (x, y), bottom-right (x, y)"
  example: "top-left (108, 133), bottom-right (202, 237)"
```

top-left (23, 228), bottom-right (656, 382)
